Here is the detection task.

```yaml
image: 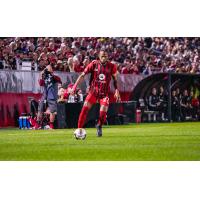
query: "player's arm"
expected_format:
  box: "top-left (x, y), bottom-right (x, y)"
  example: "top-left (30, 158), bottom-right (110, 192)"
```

top-left (71, 60), bottom-right (95, 94)
top-left (53, 75), bottom-right (62, 84)
top-left (70, 72), bottom-right (86, 94)
top-left (112, 72), bottom-right (121, 102)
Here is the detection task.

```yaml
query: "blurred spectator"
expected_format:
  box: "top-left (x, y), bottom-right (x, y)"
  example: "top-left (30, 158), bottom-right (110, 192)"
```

top-left (1, 37), bottom-right (200, 74)
top-left (171, 90), bottom-right (179, 121)
top-left (180, 89), bottom-right (191, 121)
top-left (57, 87), bottom-right (66, 103)
top-left (158, 86), bottom-right (168, 121)
top-left (147, 87), bottom-right (160, 121)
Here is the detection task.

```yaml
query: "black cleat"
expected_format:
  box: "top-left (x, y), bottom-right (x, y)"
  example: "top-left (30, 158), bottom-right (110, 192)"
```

top-left (96, 124), bottom-right (102, 137)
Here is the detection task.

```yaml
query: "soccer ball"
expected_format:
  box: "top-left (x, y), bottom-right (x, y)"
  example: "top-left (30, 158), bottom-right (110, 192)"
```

top-left (74, 128), bottom-right (87, 140)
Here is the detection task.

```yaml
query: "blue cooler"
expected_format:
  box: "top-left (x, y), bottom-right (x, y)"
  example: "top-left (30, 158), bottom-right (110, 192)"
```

top-left (19, 116), bottom-right (23, 129)
top-left (23, 117), bottom-right (27, 128)
top-left (19, 116), bottom-right (30, 129)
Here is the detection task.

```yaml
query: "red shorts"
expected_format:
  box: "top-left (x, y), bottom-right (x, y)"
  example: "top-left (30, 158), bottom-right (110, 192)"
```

top-left (85, 92), bottom-right (109, 107)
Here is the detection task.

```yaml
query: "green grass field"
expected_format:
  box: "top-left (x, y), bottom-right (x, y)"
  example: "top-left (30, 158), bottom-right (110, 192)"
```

top-left (0, 122), bottom-right (200, 161)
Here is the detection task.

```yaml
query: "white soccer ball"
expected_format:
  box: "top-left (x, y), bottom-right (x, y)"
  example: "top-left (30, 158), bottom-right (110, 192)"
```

top-left (74, 128), bottom-right (87, 140)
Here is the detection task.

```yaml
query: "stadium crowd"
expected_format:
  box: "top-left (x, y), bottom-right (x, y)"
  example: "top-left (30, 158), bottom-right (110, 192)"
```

top-left (0, 37), bottom-right (200, 74)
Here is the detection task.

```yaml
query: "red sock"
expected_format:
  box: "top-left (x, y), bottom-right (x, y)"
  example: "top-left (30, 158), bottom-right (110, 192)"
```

top-left (50, 122), bottom-right (54, 129)
top-left (98, 111), bottom-right (107, 126)
top-left (78, 106), bottom-right (89, 128)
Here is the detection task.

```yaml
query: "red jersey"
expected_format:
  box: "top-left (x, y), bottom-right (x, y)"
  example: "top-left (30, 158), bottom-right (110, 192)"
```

top-left (84, 60), bottom-right (117, 98)
top-left (121, 67), bottom-right (129, 74)
top-left (74, 65), bottom-right (85, 73)
top-left (63, 84), bottom-right (74, 99)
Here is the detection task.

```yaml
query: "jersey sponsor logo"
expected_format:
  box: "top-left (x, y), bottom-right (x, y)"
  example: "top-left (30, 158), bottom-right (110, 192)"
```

top-left (99, 73), bottom-right (105, 81)
top-left (102, 97), bottom-right (109, 104)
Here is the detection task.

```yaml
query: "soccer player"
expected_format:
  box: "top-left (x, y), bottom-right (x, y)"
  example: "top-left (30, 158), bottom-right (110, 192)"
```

top-left (70, 50), bottom-right (121, 137)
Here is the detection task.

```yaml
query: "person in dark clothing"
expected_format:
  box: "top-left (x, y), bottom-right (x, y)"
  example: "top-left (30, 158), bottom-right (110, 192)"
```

top-left (176, 88), bottom-right (182, 100)
top-left (171, 90), bottom-right (179, 121)
top-left (158, 86), bottom-right (168, 121)
top-left (148, 87), bottom-right (160, 121)
top-left (180, 89), bottom-right (191, 121)
top-left (148, 88), bottom-right (159, 110)
top-left (35, 65), bottom-right (62, 129)
top-left (175, 87), bottom-right (182, 121)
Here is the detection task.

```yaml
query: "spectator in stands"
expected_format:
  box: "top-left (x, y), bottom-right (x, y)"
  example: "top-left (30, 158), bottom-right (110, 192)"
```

top-left (76, 88), bottom-right (84, 103)
top-left (142, 62), bottom-right (152, 75)
top-left (1, 37), bottom-right (200, 75)
top-left (63, 61), bottom-right (70, 72)
top-left (67, 57), bottom-right (74, 72)
top-left (73, 56), bottom-right (82, 73)
top-left (57, 87), bottom-right (66, 103)
top-left (78, 56), bottom-right (90, 72)
top-left (31, 52), bottom-right (38, 71)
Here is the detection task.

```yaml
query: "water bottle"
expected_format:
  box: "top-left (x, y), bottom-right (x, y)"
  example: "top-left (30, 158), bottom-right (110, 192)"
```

top-left (79, 94), bottom-right (83, 102)
top-left (68, 95), bottom-right (75, 103)
top-left (71, 95), bottom-right (75, 103)
top-left (23, 117), bottom-right (27, 129)
top-left (19, 116), bottom-right (23, 129)
top-left (26, 117), bottom-right (30, 129)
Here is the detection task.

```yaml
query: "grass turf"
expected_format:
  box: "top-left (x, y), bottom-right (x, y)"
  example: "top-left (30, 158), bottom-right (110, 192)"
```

top-left (0, 122), bottom-right (200, 161)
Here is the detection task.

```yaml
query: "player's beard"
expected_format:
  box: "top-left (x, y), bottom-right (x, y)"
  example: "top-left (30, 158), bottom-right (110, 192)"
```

top-left (100, 58), bottom-right (107, 64)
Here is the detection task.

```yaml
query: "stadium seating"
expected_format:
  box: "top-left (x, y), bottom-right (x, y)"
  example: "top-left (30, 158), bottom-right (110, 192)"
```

top-left (0, 37), bottom-right (200, 74)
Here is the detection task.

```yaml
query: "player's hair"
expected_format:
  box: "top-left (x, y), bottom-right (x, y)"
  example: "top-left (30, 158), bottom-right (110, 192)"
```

top-left (99, 49), bottom-right (107, 54)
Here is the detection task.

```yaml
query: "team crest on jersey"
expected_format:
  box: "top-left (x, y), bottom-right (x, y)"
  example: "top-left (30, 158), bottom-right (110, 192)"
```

top-left (99, 73), bottom-right (105, 81)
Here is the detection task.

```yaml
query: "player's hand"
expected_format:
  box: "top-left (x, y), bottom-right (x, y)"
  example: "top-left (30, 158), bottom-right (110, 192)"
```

top-left (114, 89), bottom-right (121, 102)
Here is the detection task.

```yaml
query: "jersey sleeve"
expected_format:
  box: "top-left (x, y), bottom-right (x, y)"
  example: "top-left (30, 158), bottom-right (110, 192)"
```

top-left (111, 63), bottom-right (117, 75)
top-left (53, 75), bottom-right (62, 84)
top-left (83, 60), bottom-right (96, 74)
top-left (38, 79), bottom-right (45, 86)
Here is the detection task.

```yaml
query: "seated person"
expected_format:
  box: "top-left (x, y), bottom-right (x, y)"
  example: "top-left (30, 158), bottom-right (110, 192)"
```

top-left (171, 90), bottom-right (179, 121)
top-left (29, 99), bottom-right (50, 129)
top-left (57, 84), bottom-right (84, 103)
top-left (180, 89), bottom-right (191, 121)
top-left (147, 87), bottom-right (160, 121)
top-left (190, 91), bottom-right (199, 119)
top-left (158, 86), bottom-right (168, 121)
top-left (57, 87), bottom-right (66, 103)
top-left (148, 88), bottom-right (160, 110)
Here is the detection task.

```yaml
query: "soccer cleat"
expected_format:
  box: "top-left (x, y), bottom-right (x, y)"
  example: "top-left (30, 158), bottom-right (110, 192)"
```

top-left (96, 124), bottom-right (102, 137)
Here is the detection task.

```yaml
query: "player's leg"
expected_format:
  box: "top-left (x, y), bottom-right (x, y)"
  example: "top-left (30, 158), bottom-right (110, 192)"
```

top-left (34, 100), bottom-right (45, 129)
top-left (97, 96), bottom-right (109, 137)
top-left (78, 92), bottom-right (96, 128)
top-left (47, 100), bottom-right (57, 129)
